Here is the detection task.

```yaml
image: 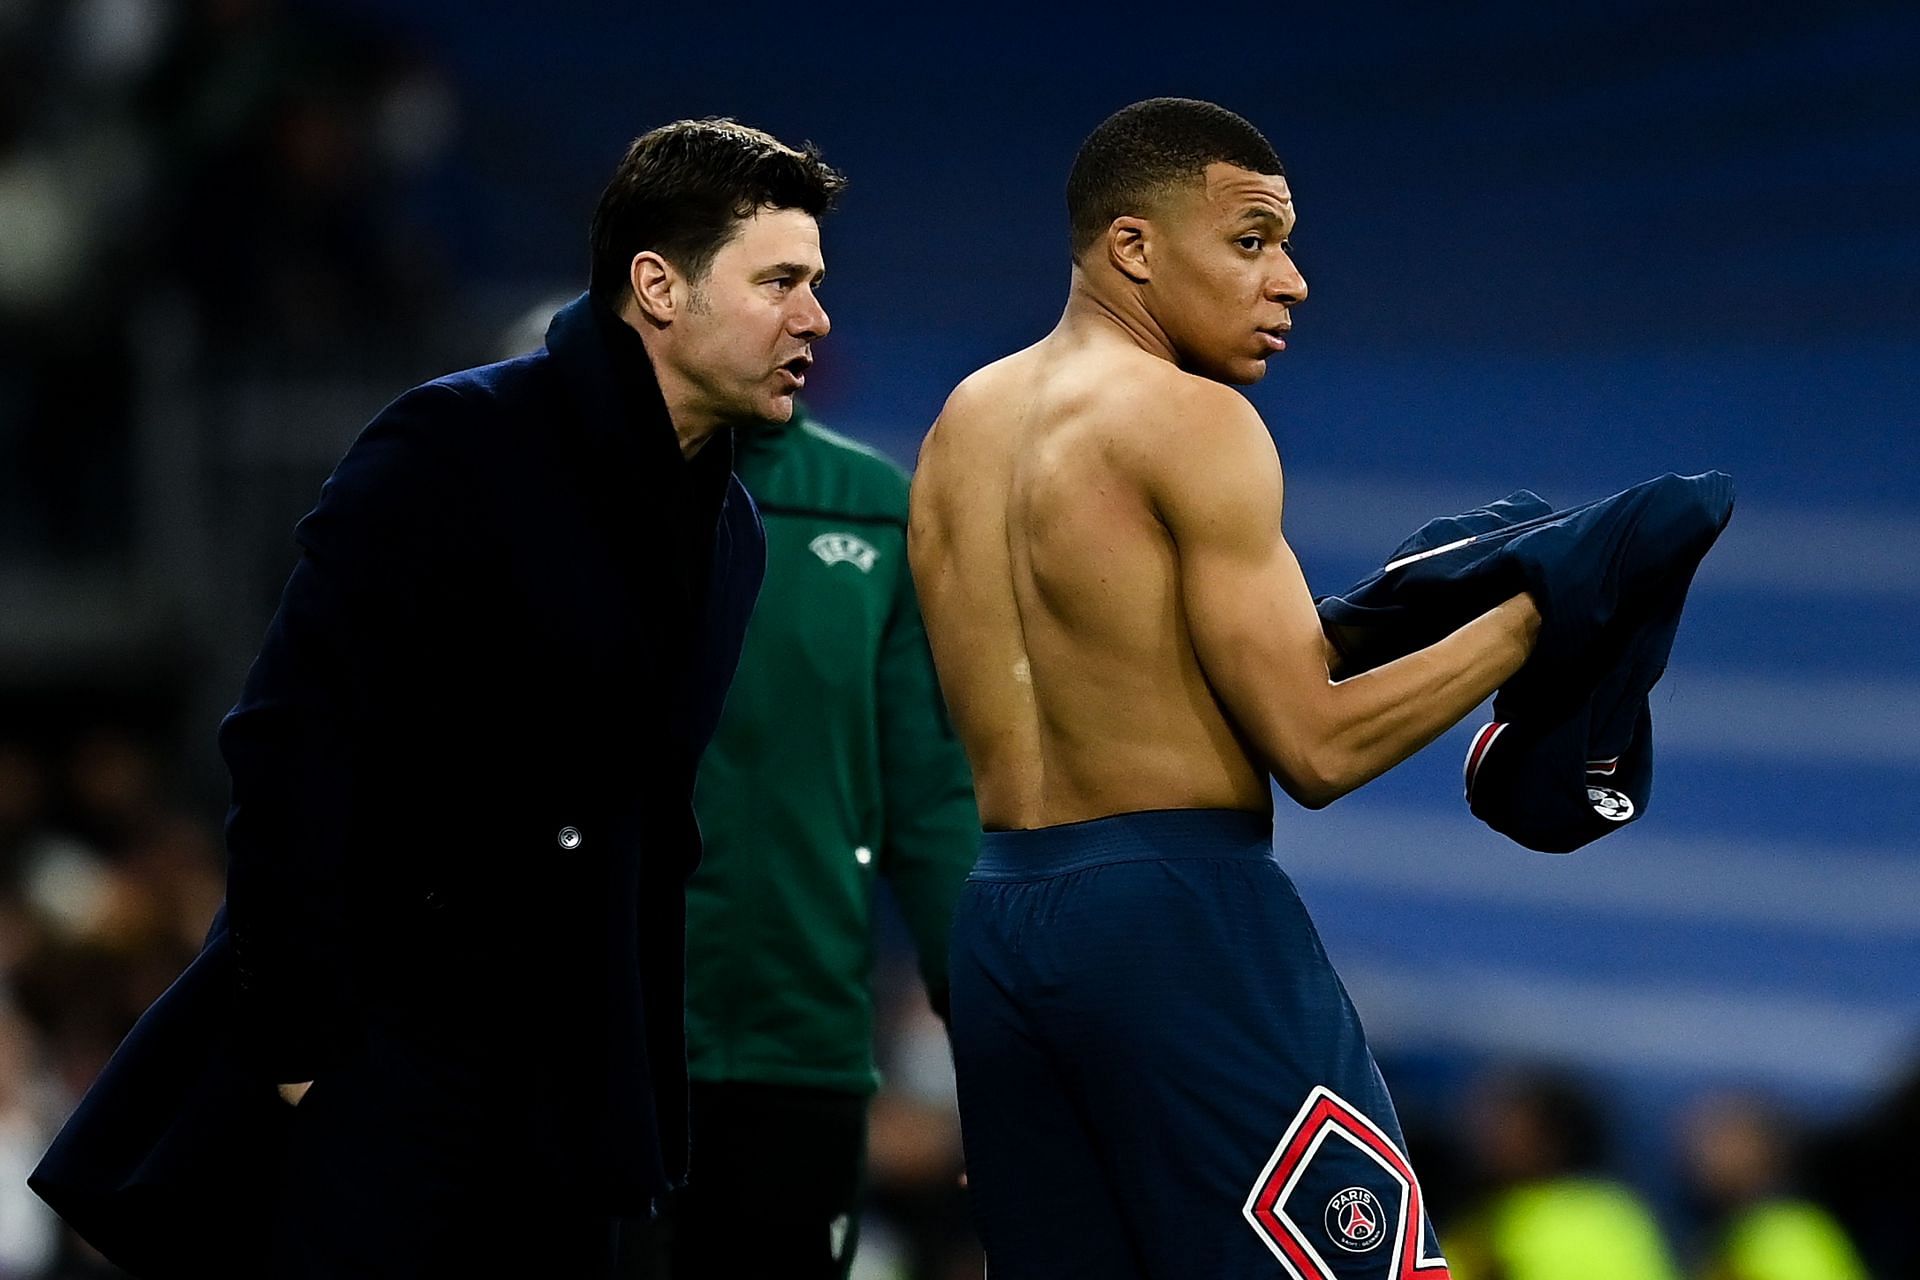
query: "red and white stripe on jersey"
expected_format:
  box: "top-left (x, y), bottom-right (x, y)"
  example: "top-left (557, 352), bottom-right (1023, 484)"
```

top-left (1463, 722), bottom-right (1507, 802)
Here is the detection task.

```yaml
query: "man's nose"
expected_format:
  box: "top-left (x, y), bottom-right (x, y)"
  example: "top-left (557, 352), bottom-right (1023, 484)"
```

top-left (1269, 261), bottom-right (1307, 307)
top-left (793, 289), bottom-right (830, 339)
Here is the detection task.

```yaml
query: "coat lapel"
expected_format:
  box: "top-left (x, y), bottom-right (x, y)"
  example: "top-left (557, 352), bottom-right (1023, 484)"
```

top-left (543, 293), bottom-right (764, 763)
top-left (544, 294), bottom-right (710, 609)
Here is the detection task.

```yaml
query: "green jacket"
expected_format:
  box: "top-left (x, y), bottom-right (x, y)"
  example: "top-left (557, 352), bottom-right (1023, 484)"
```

top-left (685, 408), bottom-right (979, 1094)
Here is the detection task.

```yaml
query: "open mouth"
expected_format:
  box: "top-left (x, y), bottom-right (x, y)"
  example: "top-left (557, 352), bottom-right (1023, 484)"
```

top-left (778, 354), bottom-right (812, 387)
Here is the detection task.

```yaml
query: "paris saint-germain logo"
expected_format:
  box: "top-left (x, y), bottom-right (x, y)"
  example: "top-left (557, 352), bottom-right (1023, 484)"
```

top-left (1324, 1187), bottom-right (1387, 1253)
top-left (1586, 785), bottom-right (1635, 822)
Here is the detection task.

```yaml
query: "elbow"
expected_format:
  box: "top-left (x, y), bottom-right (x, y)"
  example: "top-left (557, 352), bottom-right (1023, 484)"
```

top-left (1259, 692), bottom-right (1367, 810)
top-left (1272, 745), bottom-right (1357, 811)
top-left (1290, 782), bottom-right (1340, 811)
top-left (1281, 775), bottom-right (1346, 812)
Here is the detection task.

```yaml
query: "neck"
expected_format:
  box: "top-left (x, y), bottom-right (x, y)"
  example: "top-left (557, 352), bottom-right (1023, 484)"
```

top-left (615, 304), bottom-right (723, 459)
top-left (643, 353), bottom-right (725, 459)
top-left (1059, 265), bottom-right (1180, 365)
top-left (665, 409), bottom-right (720, 459)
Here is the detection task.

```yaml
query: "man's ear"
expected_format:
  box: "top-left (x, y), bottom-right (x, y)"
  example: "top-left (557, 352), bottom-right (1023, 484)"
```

top-left (1107, 217), bottom-right (1152, 284)
top-left (629, 251), bottom-right (678, 325)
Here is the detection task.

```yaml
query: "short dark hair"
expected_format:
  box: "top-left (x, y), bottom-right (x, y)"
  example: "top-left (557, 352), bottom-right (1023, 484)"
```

top-left (1067, 98), bottom-right (1284, 257)
top-left (589, 118), bottom-right (846, 309)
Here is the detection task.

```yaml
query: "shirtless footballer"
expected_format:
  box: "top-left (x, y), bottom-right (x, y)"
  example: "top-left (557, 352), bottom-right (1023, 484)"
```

top-left (908, 98), bottom-right (1540, 1279)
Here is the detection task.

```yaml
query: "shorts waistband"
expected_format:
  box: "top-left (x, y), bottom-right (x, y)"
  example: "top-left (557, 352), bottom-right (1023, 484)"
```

top-left (969, 807), bottom-right (1275, 881)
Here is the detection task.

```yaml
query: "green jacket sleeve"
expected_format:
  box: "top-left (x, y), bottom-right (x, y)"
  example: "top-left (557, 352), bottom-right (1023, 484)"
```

top-left (875, 540), bottom-right (979, 1021)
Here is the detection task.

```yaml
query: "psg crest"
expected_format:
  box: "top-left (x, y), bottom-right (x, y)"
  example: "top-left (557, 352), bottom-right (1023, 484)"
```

top-left (1586, 785), bottom-right (1635, 822)
top-left (1242, 1087), bottom-right (1451, 1279)
top-left (1325, 1187), bottom-right (1387, 1253)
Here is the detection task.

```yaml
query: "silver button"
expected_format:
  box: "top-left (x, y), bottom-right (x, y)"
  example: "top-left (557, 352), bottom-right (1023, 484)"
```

top-left (557, 826), bottom-right (582, 851)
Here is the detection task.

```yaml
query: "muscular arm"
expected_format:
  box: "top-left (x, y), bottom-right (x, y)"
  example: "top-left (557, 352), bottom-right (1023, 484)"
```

top-left (1147, 387), bottom-right (1539, 809)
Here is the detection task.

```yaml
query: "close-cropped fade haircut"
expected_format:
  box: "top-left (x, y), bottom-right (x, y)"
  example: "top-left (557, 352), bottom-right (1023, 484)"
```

top-left (589, 118), bottom-right (846, 309)
top-left (1066, 98), bottom-right (1284, 258)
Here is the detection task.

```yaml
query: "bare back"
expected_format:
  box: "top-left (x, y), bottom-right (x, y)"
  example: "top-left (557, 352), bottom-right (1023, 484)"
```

top-left (909, 332), bottom-right (1270, 829)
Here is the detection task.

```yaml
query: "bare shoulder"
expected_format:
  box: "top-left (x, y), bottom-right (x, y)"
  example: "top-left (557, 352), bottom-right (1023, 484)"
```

top-left (1144, 362), bottom-right (1268, 434)
top-left (915, 351), bottom-right (1047, 509)
top-left (918, 354), bottom-right (1020, 466)
top-left (1113, 364), bottom-right (1283, 524)
top-left (912, 355), bottom-right (1025, 541)
top-left (937, 351), bottom-right (1035, 430)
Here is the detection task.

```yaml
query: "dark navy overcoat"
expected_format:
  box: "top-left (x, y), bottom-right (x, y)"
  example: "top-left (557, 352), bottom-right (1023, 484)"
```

top-left (31, 294), bottom-right (766, 1276)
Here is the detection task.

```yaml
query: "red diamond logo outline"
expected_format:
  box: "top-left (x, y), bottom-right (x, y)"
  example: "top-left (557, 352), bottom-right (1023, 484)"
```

top-left (1241, 1086), bottom-right (1450, 1280)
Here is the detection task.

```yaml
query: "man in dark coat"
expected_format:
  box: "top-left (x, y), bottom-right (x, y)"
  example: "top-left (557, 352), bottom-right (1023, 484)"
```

top-left (31, 118), bottom-right (844, 1279)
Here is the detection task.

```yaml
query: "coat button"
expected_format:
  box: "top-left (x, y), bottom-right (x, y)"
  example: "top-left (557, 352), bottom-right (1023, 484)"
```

top-left (557, 826), bottom-right (582, 851)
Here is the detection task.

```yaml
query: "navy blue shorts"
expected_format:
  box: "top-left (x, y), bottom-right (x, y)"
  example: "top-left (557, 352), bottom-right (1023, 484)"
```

top-left (950, 808), bottom-right (1451, 1280)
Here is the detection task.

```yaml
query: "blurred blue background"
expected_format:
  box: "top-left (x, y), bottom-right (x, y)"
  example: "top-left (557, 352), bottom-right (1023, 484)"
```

top-left (1, 1), bottom-right (1914, 1276)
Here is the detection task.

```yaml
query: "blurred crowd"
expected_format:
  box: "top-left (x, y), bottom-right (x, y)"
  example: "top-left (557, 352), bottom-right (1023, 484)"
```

top-left (1, 729), bottom-right (221, 1278)
top-left (0, 0), bottom-right (455, 566)
top-left (1400, 1064), bottom-right (1920, 1280)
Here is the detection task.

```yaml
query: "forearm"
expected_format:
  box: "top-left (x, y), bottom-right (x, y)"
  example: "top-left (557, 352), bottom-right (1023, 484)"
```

top-left (1289, 593), bottom-right (1538, 806)
top-left (879, 753), bottom-right (979, 1015)
top-left (877, 577), bottom-right (979, 1016)
top-left (885, 834), bottom-right (976, 1018)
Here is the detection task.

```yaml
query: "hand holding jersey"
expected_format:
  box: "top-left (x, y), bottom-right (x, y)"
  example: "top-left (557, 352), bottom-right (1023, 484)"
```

top-left (1318, 471), bottom-right (1735, 850)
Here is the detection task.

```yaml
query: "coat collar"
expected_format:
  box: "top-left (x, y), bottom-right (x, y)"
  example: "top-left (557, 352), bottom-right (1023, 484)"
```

top-left (544, 291), bottom-right (691, 481)
top-left (544, 294), bottom-right (746, 608)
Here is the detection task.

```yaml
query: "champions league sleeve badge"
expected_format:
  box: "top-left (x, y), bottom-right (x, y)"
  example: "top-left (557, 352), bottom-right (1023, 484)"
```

top-left (1242, 1087), bottom-right (1451, 1279)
